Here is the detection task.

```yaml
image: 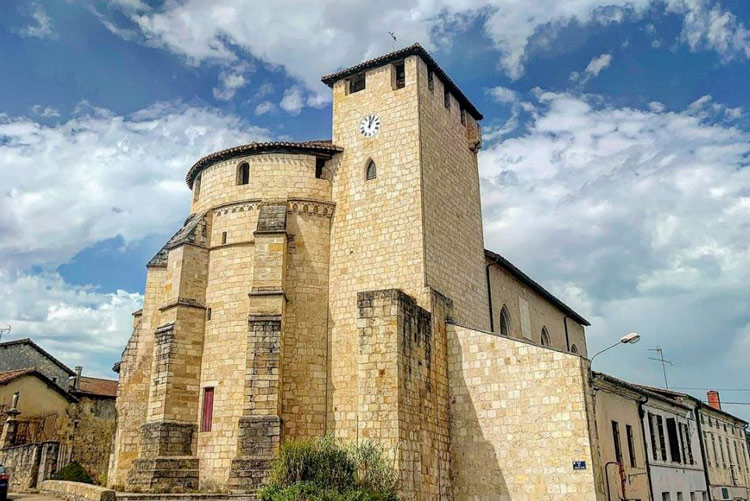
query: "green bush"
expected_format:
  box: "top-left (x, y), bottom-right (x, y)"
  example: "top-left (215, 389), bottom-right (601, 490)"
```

top-left (259, 436), bottom-right (398, 501)
top-left (53, 462), bottom-right (94, 484)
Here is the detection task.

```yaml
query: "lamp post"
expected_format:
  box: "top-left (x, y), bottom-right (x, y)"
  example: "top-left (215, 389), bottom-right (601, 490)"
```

top-left (590, 332), bottom-right (641, 364)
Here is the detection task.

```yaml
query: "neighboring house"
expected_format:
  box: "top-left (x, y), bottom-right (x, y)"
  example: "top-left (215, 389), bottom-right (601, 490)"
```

top-left (0, 339), bottom-right (118, 486)
top-left (593, 373), bottom-right (652, 501)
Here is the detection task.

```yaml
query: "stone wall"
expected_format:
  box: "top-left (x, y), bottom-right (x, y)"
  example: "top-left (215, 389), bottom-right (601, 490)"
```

top-left (416, 56), bottom-right (488, 332)
top-left (0, 441), bottom-right (59, 491)
top-left (0, 343), bottom-right (71, 391)
top-left (447, 324), bottom-right (604, 500)
top-left (41, 480), bottom-right (116, 501)
top-left (356, 289), bottom-right (452, 499)
top-left (486, 263), bottom-right (587, 356)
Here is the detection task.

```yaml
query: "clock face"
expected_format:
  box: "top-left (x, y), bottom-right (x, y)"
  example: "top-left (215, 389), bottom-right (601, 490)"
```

top-left (359, 114), bottom-right (381, 137)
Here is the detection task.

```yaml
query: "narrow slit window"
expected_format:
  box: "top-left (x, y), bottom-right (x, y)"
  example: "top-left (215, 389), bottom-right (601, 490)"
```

top-left (222, 231), bottom-right (227, 244)
top-left (237, 162), bottom-right (250, 185)
top-left (444, 89), bottom-right (451, 110)
top-left (315, 158), bottom-right (325, 179)
top-left (206, 308), bottom-right (212, 321)
top-left (394, 61), bottom-right (405, 89)
top-left (366, 160), bottom-right (377, 180)
top-left (201, 387), bottom-right (214, 432)
top-left (193, 175), bottom-right (201, 202)
top-left (460, 108), bottom-right (466, 126)
top-left (427, 69), bottom-right (434, 91)
top-left (626, 424), bottom-right (637, 467)
top-left (349, 73), bottom-right (366, 94)
top-left (612, 421), bottom-right (623, 464)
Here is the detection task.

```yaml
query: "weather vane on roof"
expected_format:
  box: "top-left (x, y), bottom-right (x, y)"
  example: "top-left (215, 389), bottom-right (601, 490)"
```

top-left (388, 31), bottom-right (397, 50)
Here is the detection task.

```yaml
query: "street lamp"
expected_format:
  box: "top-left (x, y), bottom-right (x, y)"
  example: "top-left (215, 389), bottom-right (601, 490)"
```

top-left (590, 332), bottom-right (641, 364)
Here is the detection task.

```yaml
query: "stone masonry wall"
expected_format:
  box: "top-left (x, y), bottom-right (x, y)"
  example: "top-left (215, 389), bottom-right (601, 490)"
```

top-left (0, 442), bottom-right (58, 491)
top-left (447, 324), bottom-right (604, 500)
top-left (109, 267), bottom-right (165, 488)
top-left (329, 55), bottom-right (425, 441)
top-left (357, 289), bottom-right (452, 500)
top-left (416, 56), bottom-right (489, 332)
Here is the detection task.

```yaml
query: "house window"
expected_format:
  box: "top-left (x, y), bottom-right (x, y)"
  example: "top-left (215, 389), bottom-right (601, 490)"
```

top-left (666, 418), bottom-right (681, 463)
top-left (662, 493), bottom-right (671, 501)
top-left (366, 160), bottom-right (377, 180)
top-left (612, 421), bottom-right (623, 464)
top-left (193, 175), bottom-right (201, 202)
top-left (349, 72), bottom-right (366, 94)
top-left (626, 424), bottom-right (637, 467)
top-left (570, 344), bottom-right (579, 354)
top-left (657, 415), bottom-right (667, 460)
top-left (719, 435), bottom-right (727, 468)
top-left (201, 387), bottom-right (214, 432)
top-left (460, 107), bottom-right (466, 126)
top-left (677, 494), bottom-right (683, 501)
top-left (540, 327), bottom-right (550, 347)
top-left (499, 306), bottom-right (510, 337)
top-left (685, 423), bottom-right (694, 464)
top-left (649, 413), bottom-right (659, 460)
top-left (237, 162), bottom-right (250, 185)
top-left (427, 69), bottom-right (434, 91)
top-left (394, 61), bottom-right (405, 89)
top-left (315, 158), bottom-right (325, 179)
top-left (444, 89), bottom-right (451, 109)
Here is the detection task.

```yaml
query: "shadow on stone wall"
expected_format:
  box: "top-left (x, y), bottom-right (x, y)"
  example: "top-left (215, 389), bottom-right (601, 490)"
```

top-left (448, 335), bottom-right (508, 500)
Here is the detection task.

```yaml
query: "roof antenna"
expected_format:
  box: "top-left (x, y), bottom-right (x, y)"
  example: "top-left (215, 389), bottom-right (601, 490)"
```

top-left (0, 325), bottom-right (10, 341)
top-left (388, 31), bottom-right (397, 51)
top-left (648, 346), bottom-right (673, 389)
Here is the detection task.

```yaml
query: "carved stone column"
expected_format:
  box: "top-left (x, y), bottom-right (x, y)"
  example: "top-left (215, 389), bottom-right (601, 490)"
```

top-left (0, 392), bottom-right (20, 448)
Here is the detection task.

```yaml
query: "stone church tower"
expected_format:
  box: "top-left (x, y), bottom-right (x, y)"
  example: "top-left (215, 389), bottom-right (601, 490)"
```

top-left (110, 44), bottom-right (603, 500)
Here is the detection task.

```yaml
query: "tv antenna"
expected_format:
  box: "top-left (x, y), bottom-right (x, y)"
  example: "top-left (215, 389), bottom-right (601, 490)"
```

top-left (388, 31), bottom-right (397, 50)
top-left (0, 325), bottom-right (10, 341)
top-left (648, 346), bottom-right (673, 389)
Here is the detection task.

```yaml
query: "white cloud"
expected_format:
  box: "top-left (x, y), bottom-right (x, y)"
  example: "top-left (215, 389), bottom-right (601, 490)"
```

top-left (0, 271), bottom-right (143, 378)
top-left (0, 102), bottom-right (270, 377)
top-left (0, 102), bottom-right (269, 274)
top-left (666, 0), bottom-right (750, 62)
top-left (99, 0), bottom-right (750, 89)
top-left (571, 53), bottom-right (613, 85)
top-left (488, 86), bottom-right (518, 104)
top-left (213, 68), bottom-right (250, 101)
top-left (479, 90), bottom-right (750, 409)
top-left (20, 3), bottom-right (56, 40)
top-left (31, 105), bottom-right (61, 118)
top-left (279, 86), bottom-right (304, 115)
top-left (255, 101), bottom-right (274, 115)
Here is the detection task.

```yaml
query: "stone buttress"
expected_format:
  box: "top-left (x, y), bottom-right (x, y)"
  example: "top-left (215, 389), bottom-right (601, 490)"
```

top-left (227, 201), bottom-right (288, 491)
top-left (127, 212), bottom-right (210, 491)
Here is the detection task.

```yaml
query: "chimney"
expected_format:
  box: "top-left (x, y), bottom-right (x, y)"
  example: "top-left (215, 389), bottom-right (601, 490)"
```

top-left (74, 366), bottom-right (82, 391)
top-left (707, 390), bottom-right (721, 410)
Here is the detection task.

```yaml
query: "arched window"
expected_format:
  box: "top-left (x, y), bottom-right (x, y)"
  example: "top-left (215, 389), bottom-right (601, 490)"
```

top-left (540, 327), bottom-right (550, 347)
top-left (570, 344), bottom-right (578, 354)
top-left (499, 305), bottom-right (511, 337)
top-left (366, 160), bottom-right (377, 180)
top-left (237, 162), bottom-right (250, 185)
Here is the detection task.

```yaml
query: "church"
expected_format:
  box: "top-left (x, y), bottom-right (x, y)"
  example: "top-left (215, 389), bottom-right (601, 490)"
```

top-left (109, 43), bottom-right (604, 500)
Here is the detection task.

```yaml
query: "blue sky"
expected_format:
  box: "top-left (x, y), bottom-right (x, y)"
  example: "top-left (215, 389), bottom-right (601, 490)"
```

top-left (1, 0), bottom-right (749, 420)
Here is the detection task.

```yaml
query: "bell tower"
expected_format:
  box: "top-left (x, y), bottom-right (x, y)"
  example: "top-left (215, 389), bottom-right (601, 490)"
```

top-left (323, 45), bottom-right (489, 497)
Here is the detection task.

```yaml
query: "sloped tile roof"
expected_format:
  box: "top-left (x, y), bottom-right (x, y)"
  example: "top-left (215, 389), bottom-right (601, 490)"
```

top-left (185, 140), bottom-right (342, 188)
top-left (76, 376), bottom-right (118, 398)
top-left (0, 368), bottom-right (36, 385)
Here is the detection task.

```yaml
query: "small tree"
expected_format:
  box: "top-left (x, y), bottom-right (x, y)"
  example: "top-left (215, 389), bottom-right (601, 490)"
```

top-left (53, 462), bottom-right (94, 484)
top-left (259, 435), bottom-right (398, 501)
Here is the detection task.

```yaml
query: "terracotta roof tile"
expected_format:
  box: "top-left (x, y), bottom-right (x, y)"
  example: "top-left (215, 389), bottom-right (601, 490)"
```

top-left (76, 376), bottom-right (118, 398)
top-left (0, 368), bottom-right (36, 384)
top-left (185, 140), bottom-right (342, 188)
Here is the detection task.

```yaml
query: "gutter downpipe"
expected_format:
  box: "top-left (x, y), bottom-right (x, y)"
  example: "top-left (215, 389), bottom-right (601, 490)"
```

top-left (563, 314), bottom-right (572, 352)
top-left (694, 402), bottom-right (713, 501)
top-left (486, 260), bottom-right (500, 333)
top-left (637, 396), bottom-right (655, 501)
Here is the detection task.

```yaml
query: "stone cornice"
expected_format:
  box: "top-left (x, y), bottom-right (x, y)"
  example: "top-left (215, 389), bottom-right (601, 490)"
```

top-left (158, 298), bottom-right (207, 312)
